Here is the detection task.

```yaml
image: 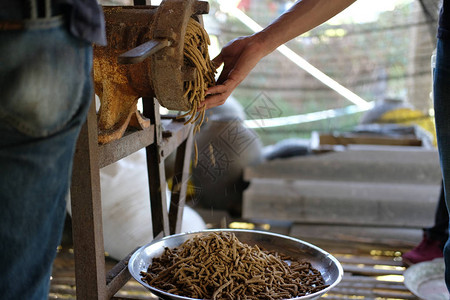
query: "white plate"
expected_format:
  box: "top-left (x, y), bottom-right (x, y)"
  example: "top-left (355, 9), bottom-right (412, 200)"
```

top-left (403, 258), bottom-right (450, 300)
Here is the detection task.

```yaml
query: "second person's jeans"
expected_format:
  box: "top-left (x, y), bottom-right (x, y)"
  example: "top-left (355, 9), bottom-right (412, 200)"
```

top-left (434, 37), bottom-right (450, 292)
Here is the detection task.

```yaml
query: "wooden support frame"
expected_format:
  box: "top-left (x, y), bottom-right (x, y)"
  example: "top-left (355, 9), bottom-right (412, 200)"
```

top-left (71, 100), bottom-right (108, 300)
top-left (70, 93), bottom-right (193, 299)
top-left (144, 96), bottom-right (170, 238)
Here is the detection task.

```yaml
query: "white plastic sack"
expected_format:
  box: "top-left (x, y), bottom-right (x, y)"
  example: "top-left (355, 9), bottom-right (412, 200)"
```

top-left (68, 148), bottom-right (206, 261)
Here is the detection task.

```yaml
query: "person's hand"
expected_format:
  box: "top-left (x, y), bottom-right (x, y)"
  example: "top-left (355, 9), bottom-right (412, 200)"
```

top-left (203, 34), bottom-right (267, 109)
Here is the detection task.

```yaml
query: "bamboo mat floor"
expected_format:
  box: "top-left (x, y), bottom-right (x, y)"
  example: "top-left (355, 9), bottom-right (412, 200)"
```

top-left (49, 213), bottom-right (423, 300)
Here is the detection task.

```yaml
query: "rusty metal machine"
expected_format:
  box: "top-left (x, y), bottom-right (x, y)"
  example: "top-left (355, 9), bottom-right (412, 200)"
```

top-left (94, 0), bottom-right (209, 143)
top-left (70, 1), bottom-right (212, 299)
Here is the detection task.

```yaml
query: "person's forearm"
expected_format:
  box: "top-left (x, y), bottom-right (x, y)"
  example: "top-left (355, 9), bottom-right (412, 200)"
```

top-left (203, 0), bottom-right (358, 108)
top-left (255, 0), bottom-right (357, 56)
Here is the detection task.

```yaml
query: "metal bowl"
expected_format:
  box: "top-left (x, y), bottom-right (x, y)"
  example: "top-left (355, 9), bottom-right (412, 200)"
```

top-left (128, 229), bottom-right (343, 300)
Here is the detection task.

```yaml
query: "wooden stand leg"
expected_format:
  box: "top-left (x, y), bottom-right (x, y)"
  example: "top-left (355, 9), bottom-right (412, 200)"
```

top-left (169, 128), bottom-right (193, 234)
top-left (70, 99), bottom-right (108, 300)
top-left (143, 97), bottom-right (169, 238)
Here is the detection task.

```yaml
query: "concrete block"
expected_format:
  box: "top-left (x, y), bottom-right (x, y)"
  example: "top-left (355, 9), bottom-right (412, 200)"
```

top-left (242, 178), bottom-right (440, 228)
top-left (245, 148), bottom-right (441, 185)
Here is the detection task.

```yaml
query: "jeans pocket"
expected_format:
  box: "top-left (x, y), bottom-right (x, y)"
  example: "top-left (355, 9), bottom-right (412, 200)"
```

top-left (0, 24), bottom-right (93, 138)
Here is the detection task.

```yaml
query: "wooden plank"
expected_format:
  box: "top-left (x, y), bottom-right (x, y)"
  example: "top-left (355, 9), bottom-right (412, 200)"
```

top-left (337, 281), bottom-right (410, 292)
top-left (342, 275), bottom-right (408, 287)
top-left (70, 99), bottom-right (108, 300)
top-left (324, 296), bottom-right (416, 300)
top-left (308, 240), bottom-right (411, 258)
top-left (317, 132), bottom-right (423, 147)
top-left (328, 287), bottom-right (417, 299)
top-left (342, 265), bottom-right (404, 276)
top-left (49, 285), bottom-right (76, 296)
top-left (160, 119), bottom-right (193, 159)
top-left (50, 277), bottom-right (76, 285)
top-left (112, 296), bottom-right (156, 300)
top-left (119, 281), bottom-right (152, 293)
top-left (106, 249), bottom-right (138, 299)
top-left (342, 275), bottom-right (404, 283)
top-left (98, 126), bottom-right (155, 168)
top-left (335, 255), bottom-right (405, 267)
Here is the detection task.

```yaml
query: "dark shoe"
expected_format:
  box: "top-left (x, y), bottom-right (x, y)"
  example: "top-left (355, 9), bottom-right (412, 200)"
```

top-left (402, 235), bottom-right (444, 266)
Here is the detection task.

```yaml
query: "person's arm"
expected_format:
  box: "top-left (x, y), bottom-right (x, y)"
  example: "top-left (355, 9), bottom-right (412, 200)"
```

top-left (203, 0), bottom-right (357, 109)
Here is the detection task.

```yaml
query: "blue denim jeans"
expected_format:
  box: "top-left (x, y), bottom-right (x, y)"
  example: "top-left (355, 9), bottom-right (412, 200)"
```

top-left (0, 18), bottom-right (93, 299)
top-left (434, 38), bottom-right (450, 292)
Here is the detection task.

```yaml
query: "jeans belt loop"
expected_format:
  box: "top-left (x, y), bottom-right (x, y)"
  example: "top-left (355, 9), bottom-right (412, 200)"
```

top-left (0, 0), bottom-right (63, 31)
top-left (30, 0), bottom-right (53, 19)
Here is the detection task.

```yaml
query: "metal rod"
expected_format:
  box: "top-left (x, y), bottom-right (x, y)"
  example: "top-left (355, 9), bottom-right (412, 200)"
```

top-left (118, 39), bottom-right (170, 65)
